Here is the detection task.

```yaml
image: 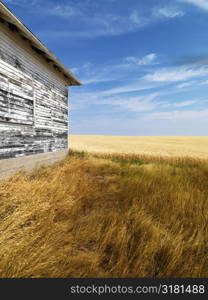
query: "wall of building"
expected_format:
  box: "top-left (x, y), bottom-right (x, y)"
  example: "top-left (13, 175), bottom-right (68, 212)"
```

top-left (0, 23), bottom-right (69, 160)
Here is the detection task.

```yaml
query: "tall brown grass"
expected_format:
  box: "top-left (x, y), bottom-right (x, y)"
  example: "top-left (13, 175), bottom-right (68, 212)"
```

top-left (0, 150), bottom-right (208, 278)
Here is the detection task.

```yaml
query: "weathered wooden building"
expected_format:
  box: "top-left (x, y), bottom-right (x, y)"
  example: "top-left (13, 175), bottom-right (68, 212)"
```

top-left (0, 2), bottom-right (81, 162)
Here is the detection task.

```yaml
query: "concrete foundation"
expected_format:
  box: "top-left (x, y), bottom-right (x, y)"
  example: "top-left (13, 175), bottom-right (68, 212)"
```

top-left (0, 150), bottom-right (68, 180)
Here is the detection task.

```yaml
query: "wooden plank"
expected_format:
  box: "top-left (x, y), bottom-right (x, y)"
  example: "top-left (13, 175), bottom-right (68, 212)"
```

top-left (0, 24), bottom-right (69, 159)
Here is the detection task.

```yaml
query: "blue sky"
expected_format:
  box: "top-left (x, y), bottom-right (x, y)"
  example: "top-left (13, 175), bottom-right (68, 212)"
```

top-left (4, 0), bottom-right (208, 135)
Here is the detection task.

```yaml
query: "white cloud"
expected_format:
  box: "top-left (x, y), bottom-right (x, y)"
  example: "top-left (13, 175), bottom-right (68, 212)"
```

top-left (101, 93), bottom-right (159, 112)
top-left (129, 11), bottom-right (148, 26)
top-left (177, 81), bottom-right (196, 88)
top-left (4, 0), bottom-right (38, 6)
top-left (144, 66), bottom-right (208, 82)
top-left (72, 65), bottom-right (121, 85)
top-left (70, 67), bottom-right (79, 75)
top-left (70, 87), bottom-right (161, 112)
top-left (153, 6), bottom-right (185, 18)
top-left (38, 12), bottom-right (149, 39)
top-left (48, 4), bottom-right (78, 17)
top-left (71, 113), bottom-right (208, 136)
top-left (178, 0), bottom-right (208, 11)
top-left (174, 100), bottom-right (197, 107)
top-left (200, 79), bottom-right (208, 85)
top-left (70, 59), bottom-right (207, 116)
top-left (72, 59), bottom-right (149, 85)
top-left (177, 79), bottom-right (208, 88)
top-left (148, 109), bottom-right (208, 120)
top-left (125, 53), bottom-right (157, 66)
top-left (100, 82), bottom-right (157, 96)
top-left (72, 55), bottom-right (160, 86)
top-left (161, 100), bottom-right (197, 108)
top-left (5, 0), bottom-right (187, 40)
top-left (37, 6), bottom-right (150, 39)
top-left (35, 1), bottom-right (186, 39)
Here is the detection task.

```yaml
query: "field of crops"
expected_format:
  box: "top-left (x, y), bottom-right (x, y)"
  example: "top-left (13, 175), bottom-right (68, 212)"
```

top-left (69, 135), bottom-right (208, 159)
top-left (0, 147), bottom-right (208, 278)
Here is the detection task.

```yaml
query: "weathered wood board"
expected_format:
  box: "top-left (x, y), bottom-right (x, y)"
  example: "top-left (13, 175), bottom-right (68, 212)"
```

top-left (0, 22), bottom-right (69, 160)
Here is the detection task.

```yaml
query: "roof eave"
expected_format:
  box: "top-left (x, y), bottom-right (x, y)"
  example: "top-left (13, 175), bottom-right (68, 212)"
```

top-left (0, 1), bottom-right (82, 86)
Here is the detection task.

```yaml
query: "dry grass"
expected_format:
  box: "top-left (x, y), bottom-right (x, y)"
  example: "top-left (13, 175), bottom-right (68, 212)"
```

top-left (0, 150), bottom-right (208, 278)
top-left (69, 135), bottom-right (208, 159)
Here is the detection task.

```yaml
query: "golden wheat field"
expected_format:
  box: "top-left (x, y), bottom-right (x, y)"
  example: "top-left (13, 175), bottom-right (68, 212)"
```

top-left (0, 147), bottom-right (208, 278)
top-left (69, 135), bottom-right (208, 159)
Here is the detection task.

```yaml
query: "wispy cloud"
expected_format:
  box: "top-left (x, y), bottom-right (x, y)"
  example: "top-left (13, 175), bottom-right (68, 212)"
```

top-left (70, 57), bottom-right (207, 117)
top-left (101, 92), bottom-right (160, 112)
top-left (200, 79), bottom-right (208, 85)
top-left (161, 100), bottom-right (197, 108)
top-left (143, 66), bottom-right (208, 82)
top-left (71, 89), bottom-right (161, 113)
top-left (125, 53), bottom-right (157, 66)
top-left (178, 0), bottom-right (208, 11)
top-left (100, 82), bottom-right (157, 96)
top-left (48, 4), bottom-right (78, 17)
top-left (105, 95), bottom-right (198, 112)
top-left (72, 57), bottom-right (208, 92)
top-left (71, 75), bottom-right (201, 113)
top-left (177, 81), bottom-right (196, 88)
top-left (71, 59), bottom-right (150, 85)
top-left (70, 53), bottom-right (161, 86)
top-left (153, 6), bottom-right (185, 18)
top-left (148, 109), bottom-right (208, 120)
top-left (128, 10), bottom-right (149, 26)
top-left (39, 12), bottom-right (149, 39)
top-left (177, 79), bottom-right (208, 88)
top-left (3, 0), bottom-right (38, 6)
top-left (29, 1), bottom-right (186, 39)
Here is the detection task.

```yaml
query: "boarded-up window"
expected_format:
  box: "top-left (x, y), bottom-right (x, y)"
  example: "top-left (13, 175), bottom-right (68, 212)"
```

top-left (34, 82), bottom-right (53, 129)
top-left (0, 63), bottom-right (34, 125)
top-left (34, 83), bottom-right (68, 131)
top-left (51, 90), bottom-right (68, 130)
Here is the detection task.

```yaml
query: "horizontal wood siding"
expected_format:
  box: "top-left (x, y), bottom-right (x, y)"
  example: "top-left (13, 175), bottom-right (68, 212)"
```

top-left (0, 24), bottom-right (69, 160)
